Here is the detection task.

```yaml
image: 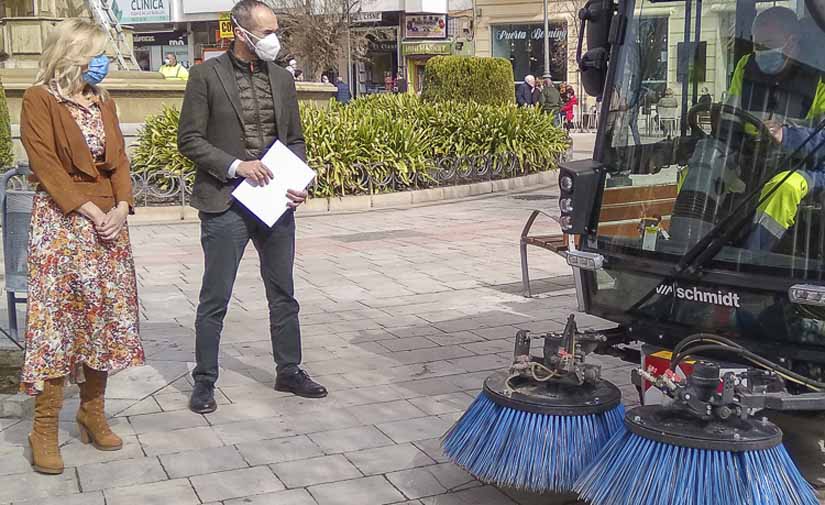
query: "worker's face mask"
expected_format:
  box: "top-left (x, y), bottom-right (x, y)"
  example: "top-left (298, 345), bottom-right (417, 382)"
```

top-left (83, 54), bottom-right (110, 85)
top-left (165, 57), bottom-right (174, 66)
top-left (233, 17), bottom-right (281, 62)
top-left (755, 47), bottom-right (786, 74)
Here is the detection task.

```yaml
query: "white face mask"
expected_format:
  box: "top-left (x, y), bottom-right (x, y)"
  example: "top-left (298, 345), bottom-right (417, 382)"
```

top-left (235, 22), bottom-right (281, 62)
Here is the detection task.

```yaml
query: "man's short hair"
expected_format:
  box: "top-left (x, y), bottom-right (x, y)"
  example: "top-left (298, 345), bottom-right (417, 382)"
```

top-left (753, 6), bottom-right (799, 38)
top-left (231, 0), bottom-right (275, 30)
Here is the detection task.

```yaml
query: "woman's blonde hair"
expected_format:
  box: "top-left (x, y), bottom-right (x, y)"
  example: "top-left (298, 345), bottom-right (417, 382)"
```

top-left (34, 18), bottom-right (109, 98)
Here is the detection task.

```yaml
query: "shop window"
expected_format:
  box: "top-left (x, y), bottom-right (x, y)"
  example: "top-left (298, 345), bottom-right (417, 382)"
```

top-left (637, 16), bottom-right (669, 97)
top-left (491, 22), bottom-right (568, 82)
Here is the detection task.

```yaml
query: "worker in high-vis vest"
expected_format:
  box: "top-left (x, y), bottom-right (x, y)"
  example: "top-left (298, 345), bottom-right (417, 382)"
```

top-left (724, 6), bottom-right (825, 250)
top-left (159, 54), bottom-right (189, 81)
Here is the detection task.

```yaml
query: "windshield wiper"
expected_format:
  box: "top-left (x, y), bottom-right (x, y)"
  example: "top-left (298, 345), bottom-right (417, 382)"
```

top-left (626, 115), bottom-right (825, 314)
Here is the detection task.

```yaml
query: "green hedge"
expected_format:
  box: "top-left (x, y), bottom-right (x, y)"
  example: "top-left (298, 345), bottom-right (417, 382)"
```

top-left (132, 94), bottom-right (569, 198)
top-left (421, 56), bottom-right (515, 106)
top-left (0, 80), bottom-right (13, 169)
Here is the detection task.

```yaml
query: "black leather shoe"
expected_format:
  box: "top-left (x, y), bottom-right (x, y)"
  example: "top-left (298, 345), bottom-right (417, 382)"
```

top-left (275, 369), bottom-right (328, 398)
top-left (189, 382), bottom-right (217, 414)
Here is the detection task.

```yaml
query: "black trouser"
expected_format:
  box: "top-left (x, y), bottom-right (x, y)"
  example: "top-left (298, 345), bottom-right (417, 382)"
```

top-left (192, 203), bottom-right (301, 385)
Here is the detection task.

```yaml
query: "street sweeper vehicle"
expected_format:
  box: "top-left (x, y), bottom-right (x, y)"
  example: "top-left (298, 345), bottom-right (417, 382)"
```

top-left (441, 0), bottom-right (825, 503)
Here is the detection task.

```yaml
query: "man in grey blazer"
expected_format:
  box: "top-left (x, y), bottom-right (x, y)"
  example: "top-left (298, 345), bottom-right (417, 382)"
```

top-left (178, 0), bottom-right (326, 414)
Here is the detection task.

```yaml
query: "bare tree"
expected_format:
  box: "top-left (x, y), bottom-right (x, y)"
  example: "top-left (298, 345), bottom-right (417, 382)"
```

top-left (266, 0), bottom-right (373, 81)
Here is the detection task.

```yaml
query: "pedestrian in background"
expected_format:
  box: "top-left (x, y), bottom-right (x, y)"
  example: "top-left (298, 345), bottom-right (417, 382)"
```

top-left (160, 53), bottom-right (189, 81)
top-left (561, 85), bottom-right (578, 132)
top-left (178, 0), bottom-right (327, 415)
top-left (538, 75), bottom-right (561, 120)
top-left (517, 75), bottom-right (537, 107)
top-left (335, 76), bottom-right (352, 104)
top-left (19, 18), bottom-right (144, 475)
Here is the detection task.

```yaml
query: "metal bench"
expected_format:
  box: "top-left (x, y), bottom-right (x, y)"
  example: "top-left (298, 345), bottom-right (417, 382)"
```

top-left (0, 163), bottom-right (33, 349)
top-left (520, 210), bottom-right (568, 297)
top-left (519, 183), bottom-right (679, 297)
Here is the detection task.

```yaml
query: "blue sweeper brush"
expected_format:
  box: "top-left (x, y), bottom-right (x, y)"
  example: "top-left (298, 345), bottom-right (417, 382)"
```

top-left (575, 360), bottom-right (819, 505)
top-left (441, 315), bottom-right (625, 494)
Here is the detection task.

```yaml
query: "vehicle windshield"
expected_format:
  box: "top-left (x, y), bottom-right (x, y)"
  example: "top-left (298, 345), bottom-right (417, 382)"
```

top-left (597, 0), bottom-right (825, 279)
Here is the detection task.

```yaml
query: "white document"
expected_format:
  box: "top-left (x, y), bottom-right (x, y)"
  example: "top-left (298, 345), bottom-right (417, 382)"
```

top-left (231, 141), bottom-right (316, 227)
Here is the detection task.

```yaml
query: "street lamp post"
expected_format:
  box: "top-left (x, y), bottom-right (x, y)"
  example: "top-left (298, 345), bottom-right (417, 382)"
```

top-left (543, 0), bottom-right (550, 78)
top-left (346, 0), bottom-right (353, 96)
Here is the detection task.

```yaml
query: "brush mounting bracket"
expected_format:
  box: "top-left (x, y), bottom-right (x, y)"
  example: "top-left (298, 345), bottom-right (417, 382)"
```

top-left (512, 314), bottom-right (607, 386)
top-left (635, 361), bottom-right (825, 415)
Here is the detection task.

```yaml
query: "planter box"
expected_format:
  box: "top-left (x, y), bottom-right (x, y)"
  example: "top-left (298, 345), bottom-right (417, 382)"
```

top-left (371, 191), bottom-right (413, 208)
top-left (328, 195), bottom-right (371, 212)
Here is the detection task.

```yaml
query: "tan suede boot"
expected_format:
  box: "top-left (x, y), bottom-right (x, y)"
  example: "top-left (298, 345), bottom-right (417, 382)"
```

top-left (76, 367), bottom-right (122, 451)
top-left (29, 377), bottom-right (65, 474)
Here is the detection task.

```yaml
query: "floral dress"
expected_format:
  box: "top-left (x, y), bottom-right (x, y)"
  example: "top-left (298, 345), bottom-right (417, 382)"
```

top-left (20, 86), bottom-right (144, 395)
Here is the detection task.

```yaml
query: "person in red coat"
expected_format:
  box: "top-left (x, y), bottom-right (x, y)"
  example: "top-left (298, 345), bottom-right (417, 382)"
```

top-left (561, 86), bottom-right (578, 132)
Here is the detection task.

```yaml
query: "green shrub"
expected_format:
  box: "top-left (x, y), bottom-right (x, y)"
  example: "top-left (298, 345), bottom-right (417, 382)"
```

top-left (421, 56), bottom-right (515, 106)
top-left (0, 79), bottom-right (14, 169)
top-left (302, 94), bottom-right (567, 196)
top-left (131, 106), bottom-right (194, 184)
top-left (132, 95), bottom-right (569, 198)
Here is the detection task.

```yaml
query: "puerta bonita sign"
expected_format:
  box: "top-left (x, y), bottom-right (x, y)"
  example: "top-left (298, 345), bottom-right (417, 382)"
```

top-left (112, 0), bottom-right (171, 24)
top-left (496, 27), bottom-right (567, 42)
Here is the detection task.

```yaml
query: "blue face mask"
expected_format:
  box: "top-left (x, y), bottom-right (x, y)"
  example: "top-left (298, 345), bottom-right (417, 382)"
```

top-left (755, 47), bottom-right (786, 75)
top-left (82, 55), bottom-right (110, 85)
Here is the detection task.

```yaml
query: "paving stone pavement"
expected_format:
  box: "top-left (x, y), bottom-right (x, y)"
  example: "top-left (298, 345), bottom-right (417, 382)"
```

top-left (0, 181), bottom-right (642, 505)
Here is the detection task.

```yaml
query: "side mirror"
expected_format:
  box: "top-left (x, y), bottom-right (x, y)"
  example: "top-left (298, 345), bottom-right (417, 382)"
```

top-left (577, 0), bottom-right (616, 97)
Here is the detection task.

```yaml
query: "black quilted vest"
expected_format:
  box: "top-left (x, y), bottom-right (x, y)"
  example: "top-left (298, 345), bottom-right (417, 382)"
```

top-left (229, 51), bottom-right (278, 160)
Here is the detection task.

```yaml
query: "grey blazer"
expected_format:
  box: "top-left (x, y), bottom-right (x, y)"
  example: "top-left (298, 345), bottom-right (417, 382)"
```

top-left (178, 52), bottom-right (307, 213)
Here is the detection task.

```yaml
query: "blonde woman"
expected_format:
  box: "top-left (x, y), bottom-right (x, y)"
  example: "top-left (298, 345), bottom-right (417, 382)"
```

top-left (19, 18), bottom-right (144, 474)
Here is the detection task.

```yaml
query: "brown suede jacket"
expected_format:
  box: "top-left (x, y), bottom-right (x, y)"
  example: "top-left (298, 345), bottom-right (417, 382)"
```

top-left (20, 85), bottom-right (134, 215)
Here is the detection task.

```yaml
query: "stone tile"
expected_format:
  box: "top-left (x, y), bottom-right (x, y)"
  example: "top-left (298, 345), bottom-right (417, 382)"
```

top-left (212, 417), bottom-right (298, 445)
top-left (77, 456), bottom-right (167, 492)
top-left (329, 385), bottom-right (405, 408)
top-left (0, 472), bottom-right (78, 503)
top-left (114, 397), bottom-right (163, 417)
top-left (61, 436), bottom-right (145, 467)
top-left (308, 426), bottom-right (394, 454)
top-left (346, 443), bottom-right (435, 475)
top-left (387, 468), bottom-right (448, 499)
top-left (104, 478), bottom-right (199, 505)
top-left (138, 426), bottom-right (224, 456)
top-left (128, 410), bottom-right (208, 434)
top-left (411, 439), bottom-right (450, 464)
top-left (380, 337), bottom-right (439, 352)
top-left (223, 488), bottom-right (318, 505)
top-left (160, 445), bottom-right (249, 478)
top-left (377, 417), bottom-right (453, 444)
top-left (190, 466), bottom-right (284, 503)
top-left (272, 454), bottom-right (362, 488)
top-left (105, 363), bottom-right (190, 400)
top-left (236, 434), bottom-right (324, 466)
top-left (13, 491), bottom-right (105, 505)
top-left (420, 486), bottom-right (517, 505)
top-left (153, 390), bottom-right (230, 412)
top-left (308, 476), bottom-right (405, 505)
top-left (426, 463), bottom-right (476, 490)
top-left (346, 400), bottom-right (428, 425)
top-left (408, 393), bottom-right (475, 416)
top-left (0, 445), bottom-right (34, 476)
top-left (203, 401), bottom-right (281, 425)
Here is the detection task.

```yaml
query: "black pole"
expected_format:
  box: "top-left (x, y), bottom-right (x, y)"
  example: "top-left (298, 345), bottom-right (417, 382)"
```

top-left (680, 0), bottom-right (693, 137)
top-left (692, 0), bottom-right (702, 108)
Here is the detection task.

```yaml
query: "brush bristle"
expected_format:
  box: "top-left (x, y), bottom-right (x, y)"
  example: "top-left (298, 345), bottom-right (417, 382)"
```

top-left (441, 391), bottom-right (625, 493)
top-left (574, 430), bottom-right (819, 505)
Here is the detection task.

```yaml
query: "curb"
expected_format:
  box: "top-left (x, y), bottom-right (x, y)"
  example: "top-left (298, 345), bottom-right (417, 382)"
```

top-left (130, 170), bottom-right (559, 225)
